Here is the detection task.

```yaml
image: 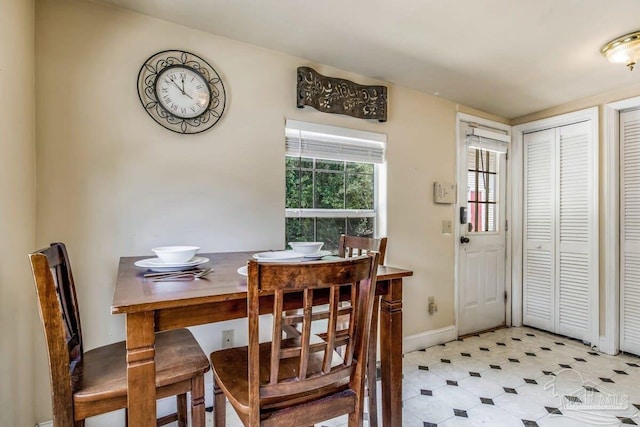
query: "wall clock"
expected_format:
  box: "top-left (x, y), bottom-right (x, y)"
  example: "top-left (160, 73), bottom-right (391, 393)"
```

top-left (137, 50), bottom-right (226, 134)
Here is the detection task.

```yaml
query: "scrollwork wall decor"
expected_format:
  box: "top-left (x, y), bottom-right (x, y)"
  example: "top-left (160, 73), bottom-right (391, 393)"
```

top-left (296, 67), bottom-right (387, 122)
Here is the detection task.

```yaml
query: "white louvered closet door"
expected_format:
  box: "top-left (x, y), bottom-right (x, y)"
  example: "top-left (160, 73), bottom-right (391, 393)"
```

top-left (556, 121), bottom-right (597, 341)
top-left (621, 109), bottom-right (640, 354)
top-left (523, 129), bottom-right (555, 331)
top-left (523, 121), bottom-right (597, 343)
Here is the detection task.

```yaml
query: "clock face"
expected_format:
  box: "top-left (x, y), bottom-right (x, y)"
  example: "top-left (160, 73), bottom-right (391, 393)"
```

top-left (137, 50), bottom-right (226, 134)
top-left (155, 66), bottom-right (211, 119)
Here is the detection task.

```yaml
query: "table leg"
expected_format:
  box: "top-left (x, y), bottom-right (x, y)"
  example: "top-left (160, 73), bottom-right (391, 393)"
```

top-left (191, 373), bottom-right (206, 427)
top-left (126, 311), bottom-right (157, 427)
top-left (367, 296), bottom-right (380, 427)
top-left (379, 278), bottom-right (403, 427)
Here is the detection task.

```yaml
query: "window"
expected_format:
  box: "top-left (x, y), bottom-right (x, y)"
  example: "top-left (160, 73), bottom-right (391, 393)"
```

top-left (467, 147), bottom-right (497, 232)
top-left (464, 126), bottom-right (508, 233)
top-left (285, 120), bottom-right (386, 252)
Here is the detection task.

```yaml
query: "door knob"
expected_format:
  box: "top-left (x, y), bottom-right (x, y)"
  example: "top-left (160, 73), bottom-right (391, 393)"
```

top-left (460, 236), bottom-right (470, 244)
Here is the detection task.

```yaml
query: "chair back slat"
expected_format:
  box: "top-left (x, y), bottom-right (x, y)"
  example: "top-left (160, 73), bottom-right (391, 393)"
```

top-left (248, 254), bottom-right (379, 404)
top-left (270, 289), bottom-right (284, 385)
top-left (298, 288), bottom-right (313, 379)
top-left (343, 284), bottom-right (358, 366)
top-left (278, 333), bottom-right (349, 358)
top-left (283, 306), bottom-right (352, 325)
top-left (322, 285), bottom-right (340, 373)
top-left (29, 242), bottom-right (84, 425)
top-left (338, 234), bottom-right (387, 265)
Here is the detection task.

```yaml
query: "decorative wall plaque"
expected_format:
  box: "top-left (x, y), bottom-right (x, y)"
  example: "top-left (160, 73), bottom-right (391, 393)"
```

top-left (296, 67), bottom-right (387, 122)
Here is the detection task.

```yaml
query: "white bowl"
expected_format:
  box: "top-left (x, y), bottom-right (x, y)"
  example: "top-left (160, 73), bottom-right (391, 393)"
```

top-left (151, 246), bottom-right (200, 264)
top-left (288, 241), bottom-right (324, 255)
top-left (253, 251), bottom-right (306, 263)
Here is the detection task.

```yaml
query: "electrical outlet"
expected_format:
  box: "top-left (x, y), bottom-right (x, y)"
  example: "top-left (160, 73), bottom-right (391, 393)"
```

top-left (222, 329), bottom-right (234, 349)
top-left (428, 297), bottom-right (437, 315)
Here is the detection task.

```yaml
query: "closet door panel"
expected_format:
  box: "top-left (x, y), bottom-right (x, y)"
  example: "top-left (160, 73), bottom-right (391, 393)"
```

top-left (621, 109), bottom-right (640, 354)
top-left (557, 121), bottom-right (595, 341)
top-left (523, 129), bottom-right (555, 331)
top-left (522, 119), bottom-right (597, 343)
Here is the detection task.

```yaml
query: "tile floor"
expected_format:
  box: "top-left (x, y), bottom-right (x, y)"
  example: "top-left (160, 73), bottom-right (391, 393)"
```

top-left (206, 326), bottom-right (640, 426)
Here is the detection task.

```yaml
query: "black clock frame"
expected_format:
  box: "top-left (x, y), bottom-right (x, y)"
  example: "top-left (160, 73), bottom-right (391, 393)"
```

top-left (137, 50), bottom-right (226, 134)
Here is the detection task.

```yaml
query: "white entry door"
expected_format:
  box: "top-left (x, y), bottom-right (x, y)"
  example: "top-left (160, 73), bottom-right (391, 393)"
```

top-left (620, 108), bottom-right (640, 355)
top-left (457, 123), bottom-right (508, 336)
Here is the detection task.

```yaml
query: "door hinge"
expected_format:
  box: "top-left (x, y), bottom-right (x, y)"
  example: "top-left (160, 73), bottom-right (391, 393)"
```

top-left (504, 291), bottom-right (508, 302)
top-left (505, 150), bottom-right (509, 161)
top-left (505, 220), bottom-right (508, 232)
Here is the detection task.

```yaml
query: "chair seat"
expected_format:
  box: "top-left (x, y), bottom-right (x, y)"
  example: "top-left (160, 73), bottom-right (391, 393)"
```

top-left (74, 329), bottom-right (210, 404)
top-left (211, 256), bottom-right (379, 427)
top-left (211, 336), bottom-right (347, 415)
top-left (31, 243), bottom-right (210, 426)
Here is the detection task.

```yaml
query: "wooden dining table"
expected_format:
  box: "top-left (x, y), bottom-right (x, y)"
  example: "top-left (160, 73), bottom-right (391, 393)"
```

top-left (111, 250), bottom-right (413, 427)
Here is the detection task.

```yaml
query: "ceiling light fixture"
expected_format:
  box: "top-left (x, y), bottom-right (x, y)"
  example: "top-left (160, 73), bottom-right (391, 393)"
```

top-left (601, 30), bottom-right (640, 71)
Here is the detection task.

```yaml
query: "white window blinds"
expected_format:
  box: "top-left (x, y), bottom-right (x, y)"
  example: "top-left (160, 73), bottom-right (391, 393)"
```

top-left (466, 127), bottom-right (510, 154)
top-left (285, 119), bottom-right (386, 164)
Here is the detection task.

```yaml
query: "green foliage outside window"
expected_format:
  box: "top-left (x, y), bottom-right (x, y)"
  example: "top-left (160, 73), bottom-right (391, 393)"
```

top-left (285, 157), bottom-right (375, 252)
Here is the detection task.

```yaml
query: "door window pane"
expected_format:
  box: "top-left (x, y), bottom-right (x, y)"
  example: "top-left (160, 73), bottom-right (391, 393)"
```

top-left (467, 147), bottom-right (499, 233)
top-left (487, 204), bottom-right (496, 232)
top-left (488, 174), bottom-right (496, 202)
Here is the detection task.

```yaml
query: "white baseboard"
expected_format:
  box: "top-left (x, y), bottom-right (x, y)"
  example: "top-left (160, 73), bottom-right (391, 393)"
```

top-left (36, 421), bottom-right (52, 427)
top-left (403, 325), bottom-right (457, 353)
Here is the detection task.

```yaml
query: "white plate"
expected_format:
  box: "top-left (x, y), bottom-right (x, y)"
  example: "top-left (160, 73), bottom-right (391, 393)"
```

top-left (144, 256), bottom-right (207, 267)
top-left (237, 265), bottom-right (248, 276)
top-left (135, 256), bottom-right (209, 272)
top-left (252, 250), bottom-right (305, 262)
top-left (303, 250), bottom-right (332, 260)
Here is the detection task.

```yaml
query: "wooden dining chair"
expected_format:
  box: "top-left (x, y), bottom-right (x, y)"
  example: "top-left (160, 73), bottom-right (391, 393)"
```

top-left (211, 253), bottom-right (380, 426)
top-left (338, 234), bottom-right (387, 427)
top-left (29, 242), bottom-right (211, 427)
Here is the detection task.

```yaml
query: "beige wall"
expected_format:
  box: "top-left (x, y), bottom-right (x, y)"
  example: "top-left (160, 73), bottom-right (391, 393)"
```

top-left (25, 1), bottom-right (640, 424)
top-left (34, 0), bottom-right (485, 423)
top-left (0, 0), bottom-right (36, 426)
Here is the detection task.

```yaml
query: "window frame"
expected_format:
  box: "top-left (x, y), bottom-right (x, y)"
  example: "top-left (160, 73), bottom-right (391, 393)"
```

top-left (467, 147), bottom-right (498, 233)
top-left (284, 120), bottom-right (386, 246)
top-left (285, 158), bottom-right (382, 240)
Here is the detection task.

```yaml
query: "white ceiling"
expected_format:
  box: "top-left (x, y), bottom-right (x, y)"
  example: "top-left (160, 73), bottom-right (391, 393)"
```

top-left (94, 0), bottom-right (640, 119)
